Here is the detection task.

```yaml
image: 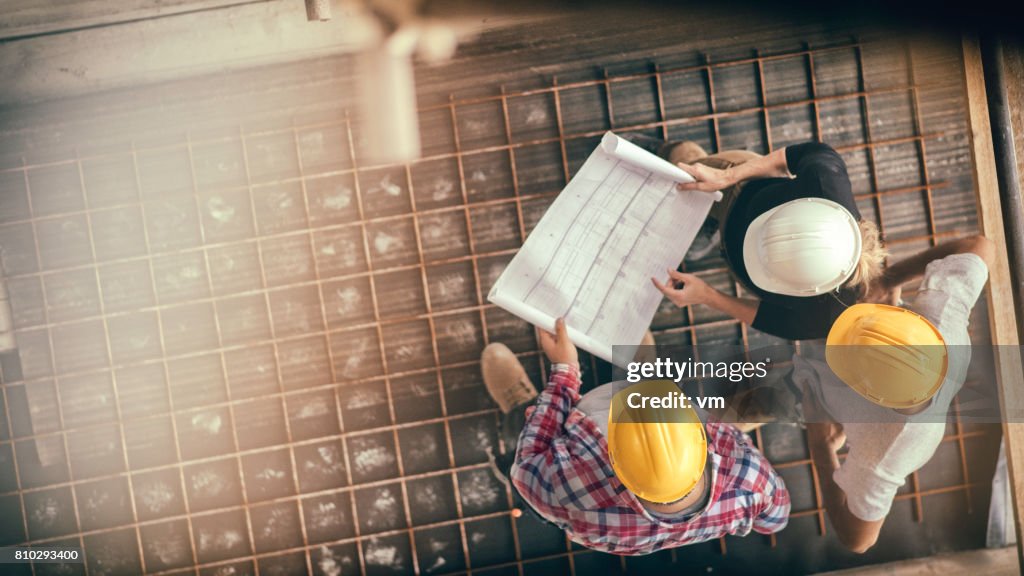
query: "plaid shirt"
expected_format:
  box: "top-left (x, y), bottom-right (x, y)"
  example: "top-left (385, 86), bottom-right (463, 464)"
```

top-left (510, 364), bottom-right (790, 555)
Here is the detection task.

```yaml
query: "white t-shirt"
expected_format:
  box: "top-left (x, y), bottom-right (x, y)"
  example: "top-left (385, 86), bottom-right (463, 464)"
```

top-left (790, 253), bottom-right (989, 521)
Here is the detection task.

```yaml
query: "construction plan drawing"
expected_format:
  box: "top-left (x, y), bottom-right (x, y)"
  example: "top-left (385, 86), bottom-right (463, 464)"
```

top-left (488, 131), bottom-right (722, 365)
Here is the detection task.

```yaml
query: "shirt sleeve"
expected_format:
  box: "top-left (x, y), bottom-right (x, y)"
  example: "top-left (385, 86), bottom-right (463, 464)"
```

top-left (782, 142), bottom-right (859, 219)
top-left (912, 253), bottom-right (990, 332)
top-left (834, 424), bottom-right (945, 522)
top-left (751, 447), bottom-right (792, 534)
top-left (832, 455), bottom-right (901, 522)
top-left (509, 363), bottom-right (582, 527)
top-left (784, 142), bottom-right (847, 179)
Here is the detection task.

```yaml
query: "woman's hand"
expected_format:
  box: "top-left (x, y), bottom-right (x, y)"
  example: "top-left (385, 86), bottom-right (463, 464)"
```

top-left (651, 270), bottom-right (710, 307)
top-left (538, 317), bottom-right (578, 365)
top-left (675, 162), bottom-right (734, 192)
top-left (654, 269), bottom-right (760, 325)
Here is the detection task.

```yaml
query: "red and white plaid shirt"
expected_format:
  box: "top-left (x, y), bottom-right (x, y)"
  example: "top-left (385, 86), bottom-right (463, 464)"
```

top-left (510, 364), bottom-right (790, 555)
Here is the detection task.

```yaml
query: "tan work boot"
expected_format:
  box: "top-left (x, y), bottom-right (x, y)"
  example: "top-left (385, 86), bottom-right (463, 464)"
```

top-left (482, 343), bottom-right (538, 413)
top-left (666, 141), bottom-right (708, 166)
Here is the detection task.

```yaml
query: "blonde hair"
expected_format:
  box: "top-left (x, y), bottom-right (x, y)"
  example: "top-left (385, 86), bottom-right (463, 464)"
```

top-left (845, 220), bottom-right (887, 292)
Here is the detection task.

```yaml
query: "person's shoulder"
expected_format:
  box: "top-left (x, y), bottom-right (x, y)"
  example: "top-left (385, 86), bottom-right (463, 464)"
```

top-left (793, 141), bottom-right (840, 156)
top-left (706, 424), bottom-right (770, 472)
top-left (918, 252), bottom-right (990, 303)
top-left (788, 142), bottom-right (847, 171)
top-left (893, 422), bottom-right (946, 463)
top-left (705, 423), bottom-right (741, 458)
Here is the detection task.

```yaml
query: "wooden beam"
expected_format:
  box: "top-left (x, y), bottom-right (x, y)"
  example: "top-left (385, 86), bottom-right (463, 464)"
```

top-left (0, 0), bottom-right (381, 107)
top-left (1005, 43), bottom-right (1024, 199)
top-left (0, 0), bottom-right (527, 107)
top-left (305, 0), bottom-right (332, 21)
top-left (962, 33), bottom-right (1024, 568)
top-left (0, 0), bottom-right (272, 41)
top-left (815, 541), bottom-right (1015, 573)
top-left (818, 546), bottom-right (1018, 576)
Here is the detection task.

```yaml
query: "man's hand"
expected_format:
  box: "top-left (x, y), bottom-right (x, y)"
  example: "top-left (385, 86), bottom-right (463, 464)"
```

top-left (675, 162), bottom-right (734, 192)
top-left (538, 317), bottom-right (578, 365)
top-left (807, 420), bottom-right (847, 454)
top-left (651, 270), bottom-right (710, 307)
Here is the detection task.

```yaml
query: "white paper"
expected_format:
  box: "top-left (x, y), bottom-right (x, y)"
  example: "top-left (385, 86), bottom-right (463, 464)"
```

top-left (601, 132), bottom-right (721, 191)
top-left (488, 131), bottom-right (720, 366)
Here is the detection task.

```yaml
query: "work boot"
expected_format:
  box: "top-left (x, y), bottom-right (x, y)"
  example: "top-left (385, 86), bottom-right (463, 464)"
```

top-left (482, 343), bottom-right (538, 413)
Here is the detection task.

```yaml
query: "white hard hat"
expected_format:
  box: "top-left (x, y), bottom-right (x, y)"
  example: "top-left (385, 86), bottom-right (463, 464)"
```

top-left (742, 198), bottom-right (861, 297)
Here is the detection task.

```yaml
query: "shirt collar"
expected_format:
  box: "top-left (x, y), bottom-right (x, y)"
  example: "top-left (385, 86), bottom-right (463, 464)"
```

top-left (629, 448), bottom-right (723, 525)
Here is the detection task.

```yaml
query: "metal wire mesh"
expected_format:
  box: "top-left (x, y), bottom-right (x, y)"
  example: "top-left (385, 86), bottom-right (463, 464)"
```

top-left (0, 35), bottom-right (996, 575)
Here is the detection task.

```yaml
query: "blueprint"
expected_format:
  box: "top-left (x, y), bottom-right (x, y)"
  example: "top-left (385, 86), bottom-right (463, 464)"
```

top-left (488, 132), bottom-right (721, 365)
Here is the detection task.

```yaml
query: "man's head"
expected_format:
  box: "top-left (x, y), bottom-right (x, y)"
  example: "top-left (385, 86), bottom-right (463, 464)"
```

top-left (826, 303), bottom-right (948, 412)
top-left (606, 380), bottom-right (707, 511)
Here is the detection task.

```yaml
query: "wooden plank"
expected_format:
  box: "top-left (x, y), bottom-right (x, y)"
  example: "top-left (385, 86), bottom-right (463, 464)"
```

top-left (819, 546), bottom-right (1018, 576)
top-left (1005, 44), bottom-right (1024, 194)
top-left (0, 0), bottom-right (528, 107)
top-left (962, 33), bottom-right (1024, 568)
top-left (0, 0), bottom-right (270, 41)
top-left (0, 0), bottom-right (380, 107)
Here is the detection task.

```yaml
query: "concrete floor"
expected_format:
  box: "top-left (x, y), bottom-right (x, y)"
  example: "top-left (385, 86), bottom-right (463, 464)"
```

top-left (0, 6), bottom-right (1006, 576)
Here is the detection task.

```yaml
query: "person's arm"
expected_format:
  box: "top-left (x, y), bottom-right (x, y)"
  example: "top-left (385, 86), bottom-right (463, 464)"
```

top-left (652, 270), bottom-right (758, 325)
top-left (801, 384), bottom-right (884, 554)
top-left (510, 318), bottom-right (580, 524)
top-left (744, 434), bottom-right (792, 534)
top-left (675, 147), bottom-right (790, 192)
top-left (805, 422), bottom-right (884, 553)
top-left (886, 235), bottom-right (994, 286)
top-left (864, 235), bottom-right (995, 304)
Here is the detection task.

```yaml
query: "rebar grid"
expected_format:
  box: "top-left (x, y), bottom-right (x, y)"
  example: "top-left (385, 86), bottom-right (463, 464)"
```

top-left (0, 37), bottom-right (992, 576)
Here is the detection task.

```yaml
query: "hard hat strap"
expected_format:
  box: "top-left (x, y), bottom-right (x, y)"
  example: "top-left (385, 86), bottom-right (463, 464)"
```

top-left (828, 288), bottom-right (853, 309)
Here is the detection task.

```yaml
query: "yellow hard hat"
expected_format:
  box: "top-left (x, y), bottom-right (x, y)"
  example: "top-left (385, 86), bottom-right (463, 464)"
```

top-left (826, 303), bottom-right (948, 409)
top-left (606, 380), bottom-right (707, 504)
